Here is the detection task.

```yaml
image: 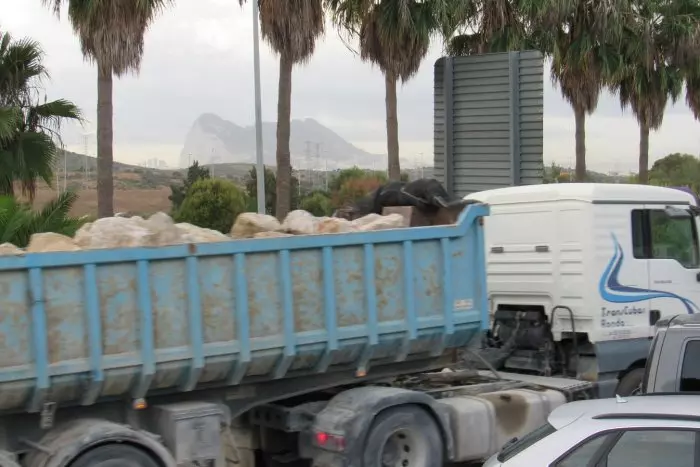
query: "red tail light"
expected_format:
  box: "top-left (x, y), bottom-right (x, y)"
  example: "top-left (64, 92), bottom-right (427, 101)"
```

top-left (314, 431), bottom-right (346, 452)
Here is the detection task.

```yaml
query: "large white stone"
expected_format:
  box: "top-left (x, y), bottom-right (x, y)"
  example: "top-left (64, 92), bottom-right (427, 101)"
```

top-left (231, 213), bottom-right (282, 238)
top-left (27, 232), bottom-right (81, 252)
top-left (175, 223), bottom-right (229, 243)
top-left (74, 217), bottom-right (158, 249)
top-left (282, 210), bottom-right (319, 235)
top-left (0, 243), bottom-right (22, 255)
top-left (314, 217), bottom-right (357, 234)
top-left (357, 213), bottom-right (405, 232)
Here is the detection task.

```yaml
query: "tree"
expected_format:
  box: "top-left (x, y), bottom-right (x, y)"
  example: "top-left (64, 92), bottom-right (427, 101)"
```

top-left (332, 174), bottom-right (385, 208)
top-left (300, 191), bottom-right (333, 216)
top-left (245, 166), bottom-right (277, 214)
top-left (44, 0), bottom-right (172, 218)
top-left (0, 30), bottom-right (81, 198)
top-left (245, 165), bottom-right (301, 214)
top-left (446, 0), bottom-right (543, 55)
top-left (239, 0), bottom-right (324, 220)
top-left (0, 191), bottom-right (86, 248)
top-left (175, 179), bottom-right (248, 234)
top-left (169, 161), bottom-right (210, 211)
top-left (326, 0), bottom-right (443, 181)
top-left (608, 0), bottom-right (698, 183)
top-left (329, 166), bottom-right (387, 192)
top-left (648, 153), bottom-right (700, 192)
top-left (545, 1), bottom-right (626, 182)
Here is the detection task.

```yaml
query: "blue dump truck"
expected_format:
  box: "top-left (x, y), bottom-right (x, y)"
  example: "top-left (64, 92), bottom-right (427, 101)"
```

top-left (0, 203), bottom-right (592, 467)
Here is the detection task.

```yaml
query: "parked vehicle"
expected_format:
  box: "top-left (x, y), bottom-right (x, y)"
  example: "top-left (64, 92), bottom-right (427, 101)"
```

top-left (483, 394), bottom-right (700, 467)
top-left (3, 182), bottom-right (695, 467)
top-left (642, 313), bottom-right (700, 394)
top-left (466, 183), bottom-right (700, 398)
top-left (0, 201), bottom-right (596, 467)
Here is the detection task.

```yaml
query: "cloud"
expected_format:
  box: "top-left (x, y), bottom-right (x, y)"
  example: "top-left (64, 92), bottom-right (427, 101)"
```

top-left (3, 0), bottom-right (698, 171)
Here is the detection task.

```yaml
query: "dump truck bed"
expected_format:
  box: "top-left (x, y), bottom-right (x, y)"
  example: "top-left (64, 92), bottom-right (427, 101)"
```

top-left (0, 204), bottom-right (489, 413)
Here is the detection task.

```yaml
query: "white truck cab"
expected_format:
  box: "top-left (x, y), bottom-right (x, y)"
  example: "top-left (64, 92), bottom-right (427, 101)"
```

top-left (466, 183), bottom-right (700, 397)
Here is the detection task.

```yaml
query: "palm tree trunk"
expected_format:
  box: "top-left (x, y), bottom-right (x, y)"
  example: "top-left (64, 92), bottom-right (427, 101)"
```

top-left (638, 121), bottom-right (650, 184)
top-left (97, 67), bottom-right (114, 218)
top-left (574, 106), bottom-right (586, 182)
top-left (275, 53), bottom-right (293, 221)
top-left (385, 73), bottom-right (400, 181)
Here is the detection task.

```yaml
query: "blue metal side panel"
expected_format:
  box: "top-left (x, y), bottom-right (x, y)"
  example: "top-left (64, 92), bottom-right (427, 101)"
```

top-left (0, 204), bottom-right (490, 411)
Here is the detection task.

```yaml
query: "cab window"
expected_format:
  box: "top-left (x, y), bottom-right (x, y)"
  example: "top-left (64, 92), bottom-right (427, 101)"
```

top-left (631, 209), bottom-right (700, 268)
top-left (680, 339), bottom-right (700, 392)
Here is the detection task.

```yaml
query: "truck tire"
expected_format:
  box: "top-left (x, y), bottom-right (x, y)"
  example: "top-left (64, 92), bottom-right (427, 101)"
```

top-left (616, 368), bottom-right (645, 396)
top-left (69, 444), bottom-right (160, 467)
top-left (362, 406), bottom-right (443, 467)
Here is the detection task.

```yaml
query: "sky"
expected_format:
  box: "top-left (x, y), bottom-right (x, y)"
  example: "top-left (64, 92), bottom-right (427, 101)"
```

top-left (3, 0), bottom-right (699, 173)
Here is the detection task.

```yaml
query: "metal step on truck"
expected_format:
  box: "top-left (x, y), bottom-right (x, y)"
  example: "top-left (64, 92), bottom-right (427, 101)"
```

top-left (0, 200), bottom-right (594, 467)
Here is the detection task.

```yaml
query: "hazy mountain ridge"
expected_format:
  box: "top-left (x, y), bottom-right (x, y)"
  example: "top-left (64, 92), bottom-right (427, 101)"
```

top-left (179, 113), bottom-right (383, 169)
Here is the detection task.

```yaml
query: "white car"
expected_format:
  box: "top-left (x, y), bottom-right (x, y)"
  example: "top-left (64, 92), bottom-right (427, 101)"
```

top-left (483, 394), bottom-right (700, 467)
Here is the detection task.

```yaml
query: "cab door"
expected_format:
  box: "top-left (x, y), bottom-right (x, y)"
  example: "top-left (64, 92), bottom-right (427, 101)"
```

top-left (643, 206), bottom-right (700, 330)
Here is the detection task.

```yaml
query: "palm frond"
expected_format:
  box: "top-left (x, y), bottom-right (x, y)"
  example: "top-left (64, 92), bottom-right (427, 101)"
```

top-left (28, 98), bottom-right (83, 132)
top-left (258, 0), bottom-right (325, 64)
top-left (687, 75), bottom-right (700, 120)
top-left (56, 0), bottom-right (174, 75)
top-left (0, 192), bottom-right (84, 248)
top-left (0, 106), bottom-right (21, 143)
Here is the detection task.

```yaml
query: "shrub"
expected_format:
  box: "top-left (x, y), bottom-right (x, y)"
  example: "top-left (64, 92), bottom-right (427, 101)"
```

top-left (333, 176), bottom-right (385, 208)
top-left (169, 161), bottom-right (211, 211)
top-left (175, 178), bottom-right (247, 233)
top-left (329, 167), bottom-right (387, 193)
top-left (0, 191), bottom-right (86, 248)
top-left (300, 192), bottom-right (333, 217)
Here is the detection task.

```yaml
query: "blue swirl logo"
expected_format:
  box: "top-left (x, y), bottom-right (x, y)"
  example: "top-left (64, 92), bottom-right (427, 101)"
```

top-left (598, 234), bottom-right (699, 314)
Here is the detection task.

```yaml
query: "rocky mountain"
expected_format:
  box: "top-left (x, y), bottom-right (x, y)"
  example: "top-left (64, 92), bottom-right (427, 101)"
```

top-left (179, 113), bottom-right (382, 169)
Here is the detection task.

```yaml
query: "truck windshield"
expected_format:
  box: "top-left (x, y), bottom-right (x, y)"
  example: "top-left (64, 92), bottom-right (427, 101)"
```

top-left (496, 422), bottom-right (556, 462)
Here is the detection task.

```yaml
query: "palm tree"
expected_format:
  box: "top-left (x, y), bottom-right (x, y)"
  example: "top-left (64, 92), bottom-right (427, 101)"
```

top-left (44, 0), bottom-right (171, 218)
top-left (0, 30), bottom-right (81, 198)
top-left (610, 0), bottom-right (700, 183)
top-left (613, 67), bottom-right (683, 183)
top-left (547, 5), bottom-right (627, 182)
top-left (327, 0), bottom-right (447, 181)
top-left (446, 0), bottom-right (542, 55)
top-left (239, 0), bottom-right (324, 220)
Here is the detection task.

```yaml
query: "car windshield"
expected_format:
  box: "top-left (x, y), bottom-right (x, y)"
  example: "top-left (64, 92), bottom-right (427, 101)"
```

top-left (497, 422), bottom-right (557, 462)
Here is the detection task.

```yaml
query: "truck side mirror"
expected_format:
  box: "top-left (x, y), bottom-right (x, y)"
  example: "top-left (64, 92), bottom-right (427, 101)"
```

top-left (650, 310), bottom-right (661, 326)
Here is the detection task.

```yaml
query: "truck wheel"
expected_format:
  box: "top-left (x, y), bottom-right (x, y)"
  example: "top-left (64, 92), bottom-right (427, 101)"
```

top-left (616, 368), bottom-right (645, 396)
top-left (362, 406), bottom-right (443, 467)
top-left (69, 444), bottom-right (160, 467)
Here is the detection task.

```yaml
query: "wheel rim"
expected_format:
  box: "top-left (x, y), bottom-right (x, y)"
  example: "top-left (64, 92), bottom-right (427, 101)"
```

top-left (380, 429), bottom-right (425, 467)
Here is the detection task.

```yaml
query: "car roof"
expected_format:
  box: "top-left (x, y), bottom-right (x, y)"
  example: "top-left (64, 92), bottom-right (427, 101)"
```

top-left (666, 313), bottom-right (700, 327)
top-left (463, 183), bottom-right (696, 206)
top-left (548, 395), bottom-right (700, 430)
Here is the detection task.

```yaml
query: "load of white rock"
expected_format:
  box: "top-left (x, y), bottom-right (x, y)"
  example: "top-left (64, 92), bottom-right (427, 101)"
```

top-left (0, 210), bottom-right (407, 255)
